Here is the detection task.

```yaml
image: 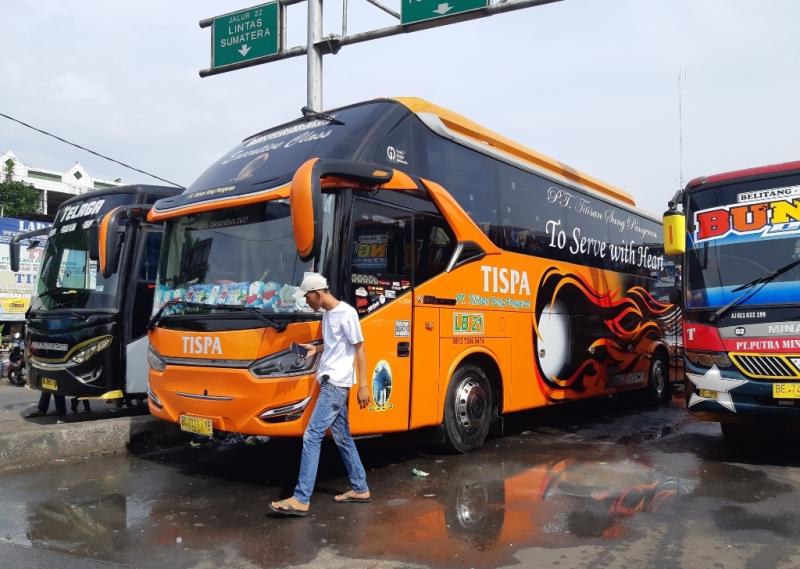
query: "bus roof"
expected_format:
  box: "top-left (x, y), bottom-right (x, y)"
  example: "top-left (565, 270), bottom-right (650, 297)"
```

top-left (58, 184), bottom-right (181, 210)
top-left (393, 97), bottom-right (636, 207)
top-left (687, 159), bottom-right (800, 190)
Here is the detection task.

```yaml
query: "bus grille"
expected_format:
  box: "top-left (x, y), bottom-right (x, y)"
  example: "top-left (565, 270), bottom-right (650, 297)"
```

top-left (731, 354), bottom-right (799, 379)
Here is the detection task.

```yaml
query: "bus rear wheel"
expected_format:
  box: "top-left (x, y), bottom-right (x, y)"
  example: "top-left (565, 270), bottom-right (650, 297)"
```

top-left (642, 352), bottom-right (669, 407)
top-left (444, 365), bottom-right (493, 453)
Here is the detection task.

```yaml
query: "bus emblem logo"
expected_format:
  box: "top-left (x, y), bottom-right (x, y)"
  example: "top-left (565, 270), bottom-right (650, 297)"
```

top-left (182, 336), bottom-right (223, 356)
top-left (453, 313), bottom-right (484, 335)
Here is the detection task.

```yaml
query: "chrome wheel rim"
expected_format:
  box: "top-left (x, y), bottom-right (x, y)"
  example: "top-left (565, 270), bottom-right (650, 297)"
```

top-left (652, 359), bottom-right (665, 397)
top-left (455, 376), bottom-right (488, 434)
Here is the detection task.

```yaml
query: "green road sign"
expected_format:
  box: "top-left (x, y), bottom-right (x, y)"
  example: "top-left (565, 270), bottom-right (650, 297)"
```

top-left (401, 0), bottom-right (488, 25)
top-left (212, 3), bottom-right (279, 68)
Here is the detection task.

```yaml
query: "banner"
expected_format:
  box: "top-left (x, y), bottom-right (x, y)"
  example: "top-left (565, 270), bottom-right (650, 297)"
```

top-left (0, 217), bottom-right (51, 321)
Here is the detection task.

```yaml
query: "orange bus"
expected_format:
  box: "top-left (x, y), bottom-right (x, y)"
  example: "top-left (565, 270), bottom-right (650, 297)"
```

top-left (140, 98), bottom-right (679, 451)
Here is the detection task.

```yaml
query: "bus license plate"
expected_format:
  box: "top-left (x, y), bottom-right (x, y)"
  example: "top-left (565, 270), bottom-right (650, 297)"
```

top-left (773, 384), bottom-right (800, 399)
top-left (180, 415), bottom-right (213, 436)
top-left (41, 377), bottom-right (58, 391)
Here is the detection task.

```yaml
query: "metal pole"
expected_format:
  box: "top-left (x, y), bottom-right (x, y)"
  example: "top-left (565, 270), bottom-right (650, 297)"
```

top-left (307, 0), bottom-right (323, 111)
top-left (198, 0), bottom-right (563, 78)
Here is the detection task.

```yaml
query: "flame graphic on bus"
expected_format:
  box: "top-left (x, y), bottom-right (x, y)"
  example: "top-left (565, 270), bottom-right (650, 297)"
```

top-left (533, 267), bottom-right (678, 400)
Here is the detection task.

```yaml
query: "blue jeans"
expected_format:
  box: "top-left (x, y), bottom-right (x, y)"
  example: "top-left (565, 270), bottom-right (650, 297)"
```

top-left (293, 381), bottom-right (368, 504)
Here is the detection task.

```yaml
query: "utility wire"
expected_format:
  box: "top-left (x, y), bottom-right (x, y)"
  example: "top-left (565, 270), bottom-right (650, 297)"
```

top-left (0, 112), bottom-right (185, 189)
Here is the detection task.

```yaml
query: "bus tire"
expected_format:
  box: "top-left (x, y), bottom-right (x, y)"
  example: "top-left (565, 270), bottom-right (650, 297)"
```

top-left (444, 364), bottom-right (493, 453)
top-left (643, 352), bottom-right (668, 407)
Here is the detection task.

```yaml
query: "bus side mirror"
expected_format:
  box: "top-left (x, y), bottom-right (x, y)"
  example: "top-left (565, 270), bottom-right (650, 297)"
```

top-left (663, 210), bottom-right (686, 256)
top-left (9, 242), bottom-right (20, 272)
top-left (289, 159), bottom-right (396, 262)
top-left (88, 223), bottom-right (100, 262)
top-left (100, 207), bottom-right (127, 278)
top-left (9, 226), bottom-right (49, 272)
top-left (99, 204), bottom-right (152, 277)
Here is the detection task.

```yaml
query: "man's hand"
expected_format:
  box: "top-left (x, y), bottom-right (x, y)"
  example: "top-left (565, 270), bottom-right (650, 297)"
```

top-left (357, 385), bottom-right (370, 409)
top-left (298, 343), bottom-right (316, 357)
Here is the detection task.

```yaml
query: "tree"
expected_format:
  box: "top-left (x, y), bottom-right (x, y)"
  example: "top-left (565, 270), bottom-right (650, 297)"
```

top-left (0, 159), bottom-right (40, 217)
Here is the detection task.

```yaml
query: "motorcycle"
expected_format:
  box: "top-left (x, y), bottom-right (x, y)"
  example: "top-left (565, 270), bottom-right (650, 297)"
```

top-left (7, 346), bottom-right (25, 386)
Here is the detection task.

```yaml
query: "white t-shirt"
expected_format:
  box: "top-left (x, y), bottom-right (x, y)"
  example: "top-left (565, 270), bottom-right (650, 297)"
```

top-left (317, 301), bottom-right (364, 387)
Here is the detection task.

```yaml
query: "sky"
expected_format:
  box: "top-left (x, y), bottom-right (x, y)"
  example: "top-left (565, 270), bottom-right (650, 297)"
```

top-left (1, 0), bottom-right (798, 217)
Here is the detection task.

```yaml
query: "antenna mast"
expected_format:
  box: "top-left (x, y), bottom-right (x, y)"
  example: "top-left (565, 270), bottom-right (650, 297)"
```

top-left (678, 67), bottom-right (686, 190)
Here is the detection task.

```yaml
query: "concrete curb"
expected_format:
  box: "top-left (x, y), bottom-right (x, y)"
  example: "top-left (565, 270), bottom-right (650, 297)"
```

top-left (0, 415), bottom-right (189, 472)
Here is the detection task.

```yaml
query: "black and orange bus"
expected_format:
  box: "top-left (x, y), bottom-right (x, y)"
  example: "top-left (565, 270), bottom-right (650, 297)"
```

top-left (144, 98), bottom-right (680, 451)
top-left (11, 185), bottom-right (180, 404)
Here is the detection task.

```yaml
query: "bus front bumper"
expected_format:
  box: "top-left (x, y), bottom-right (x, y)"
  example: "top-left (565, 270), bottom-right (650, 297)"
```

top-left (686, 364), bottom-right (800, 423)
top-left (147, 365), bottom-right (318, 436)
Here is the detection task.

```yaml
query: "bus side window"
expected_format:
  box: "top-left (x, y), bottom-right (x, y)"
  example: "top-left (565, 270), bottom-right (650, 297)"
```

top-left (409, 119), bottom-right (501, 245)
top-left (350, 199), bottom-right (412, 315)
top-left (414, 214), bottom-right (455, 284)
top-left (130, 230), bottom-right (163, 340)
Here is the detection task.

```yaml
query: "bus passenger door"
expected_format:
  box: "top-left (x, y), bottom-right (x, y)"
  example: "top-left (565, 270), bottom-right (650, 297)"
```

top-left (124, 226), bottom-right (163, 395)
top-left (346, 198), bottom-right (414, 435)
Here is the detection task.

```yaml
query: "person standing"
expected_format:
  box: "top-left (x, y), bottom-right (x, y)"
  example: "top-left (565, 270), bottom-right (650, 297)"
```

top-left (23, 391), bottom-right (67, 420)
top-left (270, 273), bottom-right (371, 517)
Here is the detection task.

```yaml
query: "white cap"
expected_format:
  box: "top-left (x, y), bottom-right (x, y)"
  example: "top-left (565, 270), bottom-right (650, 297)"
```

top-left (293, 272), bottom-right (328, 301)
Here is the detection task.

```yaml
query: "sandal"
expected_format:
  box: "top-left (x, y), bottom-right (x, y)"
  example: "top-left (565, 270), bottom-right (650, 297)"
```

top-left (268, 500), bottom-right (309, 517)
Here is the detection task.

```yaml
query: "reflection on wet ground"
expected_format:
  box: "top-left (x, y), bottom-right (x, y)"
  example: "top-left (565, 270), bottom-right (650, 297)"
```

top-left (3, 395), bottom-right (800, 568)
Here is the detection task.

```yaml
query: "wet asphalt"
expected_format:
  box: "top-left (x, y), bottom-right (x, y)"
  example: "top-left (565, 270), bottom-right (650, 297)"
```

top-left (3, 392), bottom-right (800, 569)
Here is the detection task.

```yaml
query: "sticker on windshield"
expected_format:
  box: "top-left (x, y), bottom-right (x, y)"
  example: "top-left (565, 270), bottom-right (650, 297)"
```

top-left (56, 198), bottom-right (106, 223)
top-left (386, 146), bottom-right (408, 165)
top-left (244, 119), bottom-right (331, 147)
top-left (222, 128), bottom-right (333, 165)
top-left (694, 187), bottom-right (800, 244)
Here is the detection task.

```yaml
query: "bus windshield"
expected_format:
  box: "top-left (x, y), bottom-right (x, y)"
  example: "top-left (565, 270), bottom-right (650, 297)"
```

top-left (154, 197), bottom-right (334, 315)
top-left (686, 175), bottom-right (800, 309)
top-left (30, 194), bottom-right (132, 312)
top-left (185, 101), bottom-right (397, 198)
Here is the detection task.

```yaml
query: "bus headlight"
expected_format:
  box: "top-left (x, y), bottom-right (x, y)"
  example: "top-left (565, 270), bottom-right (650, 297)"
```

top-left (685, 350), bottom-right (731, 368)
top-left (147, 346), bottom-right (166, 372)
top-left (250, 347), bottom-right (320, 378)
top-left (70, 336), bottom-right (113, 365)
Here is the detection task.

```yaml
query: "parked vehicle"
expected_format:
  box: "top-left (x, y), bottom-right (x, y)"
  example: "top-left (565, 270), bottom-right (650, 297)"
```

top-left (146, 98), bottom-right (680, 451)
top-left (663, 160), bottom-right (800, 444)
top-left (7, 342), bottom-right (25, 386)
top-left (10, 185), bottom-right (181, 405)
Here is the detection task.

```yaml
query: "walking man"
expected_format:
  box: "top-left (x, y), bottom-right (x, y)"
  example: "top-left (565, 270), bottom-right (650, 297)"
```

top-left (269, 273), bottom-right (371, 516)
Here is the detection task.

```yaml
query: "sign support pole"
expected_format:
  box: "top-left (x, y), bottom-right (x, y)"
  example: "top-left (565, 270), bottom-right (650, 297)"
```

top-left (307, 0), bottom-right (323, 111)
top-left (201, 0), bottom-right (564, 111)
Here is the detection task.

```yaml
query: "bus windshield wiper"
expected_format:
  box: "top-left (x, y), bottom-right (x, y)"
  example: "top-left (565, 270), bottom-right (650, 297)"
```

top-left (147, 300), bottom-right (287, 332)
top-left (206, 304), bottom-right (287, 332)
top-left (300, 106), bottom-right (344, 125)
top-left (709, 258), bottom-right (800, 322)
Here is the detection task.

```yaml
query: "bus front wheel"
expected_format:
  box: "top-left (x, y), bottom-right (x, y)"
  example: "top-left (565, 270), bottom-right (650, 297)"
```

top-left (444, 365), bottom-right (493, 453)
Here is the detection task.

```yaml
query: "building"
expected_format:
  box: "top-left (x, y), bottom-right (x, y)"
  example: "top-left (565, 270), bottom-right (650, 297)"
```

top-left (1, 151), bottom-right (122, 217)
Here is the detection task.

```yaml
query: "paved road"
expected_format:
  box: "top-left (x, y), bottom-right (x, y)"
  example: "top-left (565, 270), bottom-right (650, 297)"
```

top-left (2, 393), bottom-right (800, 568)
